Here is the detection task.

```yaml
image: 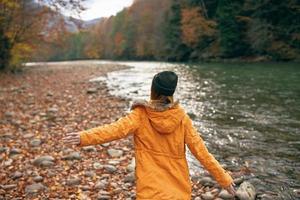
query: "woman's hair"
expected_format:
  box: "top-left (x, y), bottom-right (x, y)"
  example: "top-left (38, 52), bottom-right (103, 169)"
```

top-left (150, 84), bottom-right (173, 104)
top-left (150, 71), bottom-right (178, 104)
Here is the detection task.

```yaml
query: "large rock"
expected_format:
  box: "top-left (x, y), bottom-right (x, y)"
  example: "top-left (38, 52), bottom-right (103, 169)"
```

top-left (107, 149), bottom-right (123, 158)
top-left (25, 183), bottom-right (47, 194)
top-left (33, 155), bottom-right (55, 167)
top-left (236, 181), bottom-right (256, 200)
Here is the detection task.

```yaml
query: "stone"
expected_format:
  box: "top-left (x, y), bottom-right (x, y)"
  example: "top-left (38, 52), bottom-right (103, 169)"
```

top-left (218, 189), bottom-right (234, 199)
top-left (95, 180), bottom-right (108, 190)
top-left (87, 88), bottom-right (97, 94)
top-left (0, 132), bottom-right (14, 139)
top-left (11, 171), bottom-right (23, 180)
top-left (93, 162), bottom-right (103, 170)
top-left (107, 149), bottom-right (123, 158)
top-left (103, 165), bottom-right (117, 173)
top-left (201, 191), bottom-right (215, 200)
top-left (82, 146), bottom-right (97, 152)
top-left (108, 160), bottom-right (120, 165)
top-left (124, 172), bottom-right (135, 183)
top-left (25, 183), bottom-right (46, 194)
top-left (234, 176), bottom-right (244, 185)
top-left (62, 152), bottom-right (81, 160)
top-left (33, 155), bottom-right (55, 167)
top-left (66, 177), bottom-right (81, 186)
top-left (1, 184), bottom-right (17, 190)
top-left (101, 143), bottom-right (110, 147)
top-left (33, 175), bottom-right (43, 182)
top-left (23, 133), bottom-right (35, 139)
top-left (4, 159), bottom-right (13, 166)
top-left (47, 107), bottom-right (58, 113)
top-left (97, 195), bottom-right (110, 200)
top-left (81, 185), bottom-right (91, 191)
top-left (199, 176), bottom-right (215, 187)
top-left (30, 139), bottom-right (42, 147)
top-left (0, 146), bottom-right (9, 153)
top-left (236, 181), bottom-right (256, 200)
top-left (9, 148), bottom-right (22, 155)
top-left (84, 171), bottom-right (96, 178)
top-left (126, 158), bottom-right (135, 172)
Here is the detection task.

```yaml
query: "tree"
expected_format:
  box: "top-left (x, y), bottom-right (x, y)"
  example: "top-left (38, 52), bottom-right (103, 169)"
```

top-left (0, 0), bottom-right (85, 70)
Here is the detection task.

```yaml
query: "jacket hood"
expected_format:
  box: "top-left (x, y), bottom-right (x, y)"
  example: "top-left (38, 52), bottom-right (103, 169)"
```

top-left (131, 100), bottom-right (185, 134)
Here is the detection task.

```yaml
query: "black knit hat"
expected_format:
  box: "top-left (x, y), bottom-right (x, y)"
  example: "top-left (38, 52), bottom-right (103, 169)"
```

top-left (151, 71), bottom-right (178, 96)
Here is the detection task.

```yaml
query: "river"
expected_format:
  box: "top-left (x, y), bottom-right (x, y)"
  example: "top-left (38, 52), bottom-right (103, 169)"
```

top-left (91, 61), bottom-right (300, 200)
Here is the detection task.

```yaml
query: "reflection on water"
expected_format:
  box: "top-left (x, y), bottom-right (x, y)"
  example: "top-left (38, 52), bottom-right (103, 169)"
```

top-left (93, 61), bottom-right (300, 200)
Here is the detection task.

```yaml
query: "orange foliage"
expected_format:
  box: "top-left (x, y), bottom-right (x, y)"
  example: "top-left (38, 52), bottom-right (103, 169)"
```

top-left (181, 7), bottom-right (216, 47)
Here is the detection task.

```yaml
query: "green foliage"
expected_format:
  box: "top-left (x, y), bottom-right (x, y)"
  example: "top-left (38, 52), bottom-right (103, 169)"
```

top-left (163, 0), bottom-right (191, 61)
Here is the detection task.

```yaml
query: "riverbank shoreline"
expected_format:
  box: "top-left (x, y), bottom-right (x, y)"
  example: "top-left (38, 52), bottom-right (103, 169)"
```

top-left (0, 62), bottom-right (258, 199)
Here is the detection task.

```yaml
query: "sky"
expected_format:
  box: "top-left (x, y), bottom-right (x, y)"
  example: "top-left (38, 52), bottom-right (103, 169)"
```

top-left (80, 0), bottom-right (134, 20)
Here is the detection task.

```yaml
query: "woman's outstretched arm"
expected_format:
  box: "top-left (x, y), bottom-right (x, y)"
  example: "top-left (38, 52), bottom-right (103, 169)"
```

top-left (63, 108), bottom-right (141, 146)
top-left (183, 115), bottom-right (235, 194)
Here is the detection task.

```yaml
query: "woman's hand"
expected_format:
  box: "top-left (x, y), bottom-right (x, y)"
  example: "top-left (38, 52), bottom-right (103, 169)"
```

top-left (63, 132), bottom-right (81, 146)
top-left (225, 183), bottom-right (236, 196)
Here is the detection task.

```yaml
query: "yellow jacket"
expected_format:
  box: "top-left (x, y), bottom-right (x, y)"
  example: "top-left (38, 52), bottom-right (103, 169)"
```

top-left (79, 102), bottom-right (233, 199)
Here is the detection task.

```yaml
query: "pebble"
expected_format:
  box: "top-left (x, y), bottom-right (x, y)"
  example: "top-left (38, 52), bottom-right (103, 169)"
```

top-left (108, 160), bottom-right (120, 165)
top-left (101, 143), bottom-right (110, 147)
top-left (30, 138), bottom-right (42, 147)
top-left (47, 107), bottom-right (58, 113)
top-left (84, 171), bottom-right (96, 178)
top-left (62, 152), bottom-right (81, 160)
top-left (97, 195), bottom-right (110, 200)
top-left (199, 176), bottom-right (215, 187)
top-left (95, 180), bottom-right (108, 190)
top-left (66, 177), bottom-right (81, 186)
top-left (259, 194), bottom-right (274, 200)
top-left (0, 132), bottom-right (14, 139)
top-left (201, 191), bottom-right (215, 200)
top-left (234, 176), bottom-right (244, 185)
top-left (4, 159), bottom-right (13, 166)
top-left (124, 172), bottom-right (135, 183)
top-left (107, 149), bottom-right (123, 158)
top-left (87, 88), bottom-right (98, 94)
top-left (81, 185), bottom-right (91, 191)
top-left (33, 155), bottom-right (55, 167)
top-left (236, 181), bottom-right (256, 200)
top-left (33, 175), bottom-right (43, 182)
top-left (25, 183), bottom-right (47, 194)
top-left (103, 165), bottom-right (117, 173)
top-left (11, 171), bottom-right (23, 180)
top-left (9, 148), bottom-right (22, 155)
top-left (23, 133), bottom-right (35, 139)
top-left (93, 162), bottom-right (103, 170)
top-left (82, 146), bottom-right (97, 152)
top-left (0, 146), bottom-right (9, 153)
top-left (1, 184), bottom-right (17, 190)
top-left (126, 158), bottom-right (135, 172)
top-left (218, 189), bottom-right (234, 199)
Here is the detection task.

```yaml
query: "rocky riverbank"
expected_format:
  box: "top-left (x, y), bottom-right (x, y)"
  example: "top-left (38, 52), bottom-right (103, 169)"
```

top-left (0, 62), bottom-right (256, 199)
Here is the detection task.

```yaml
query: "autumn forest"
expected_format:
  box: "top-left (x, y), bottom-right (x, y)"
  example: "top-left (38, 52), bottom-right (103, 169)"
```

top-left (1, 0), bottom-right (300, 69)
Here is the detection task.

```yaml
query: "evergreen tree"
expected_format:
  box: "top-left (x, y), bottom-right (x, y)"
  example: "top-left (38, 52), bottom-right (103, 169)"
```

top-left (163, 0), bottom-right (191, 61)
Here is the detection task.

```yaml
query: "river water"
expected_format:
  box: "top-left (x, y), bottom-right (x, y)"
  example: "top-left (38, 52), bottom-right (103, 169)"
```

top-left (91, 61), bottom-right (300, 199)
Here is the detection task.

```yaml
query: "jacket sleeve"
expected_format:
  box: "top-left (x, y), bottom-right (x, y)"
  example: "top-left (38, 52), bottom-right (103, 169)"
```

top-left (184, 115), bottom-right (233, 188)
top-left (79, 108), bottom-right (141, 147)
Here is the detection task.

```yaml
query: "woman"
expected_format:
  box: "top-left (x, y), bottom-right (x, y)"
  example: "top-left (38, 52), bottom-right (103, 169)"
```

top-left (63, 71), bottom-right (236, 199)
